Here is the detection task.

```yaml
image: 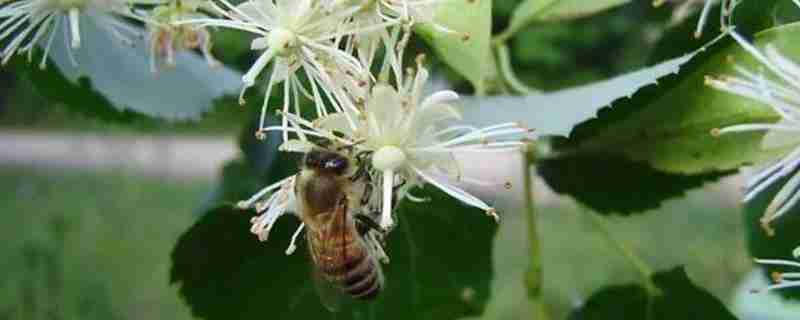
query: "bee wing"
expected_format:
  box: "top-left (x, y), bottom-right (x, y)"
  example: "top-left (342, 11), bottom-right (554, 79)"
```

top-left (308, 195), bottom-right (352, 312)
top-left (310, 258), bottom-right (344, 312)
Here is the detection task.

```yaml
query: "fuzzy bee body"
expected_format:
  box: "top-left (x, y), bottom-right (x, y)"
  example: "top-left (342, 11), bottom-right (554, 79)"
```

top-left (296, 148), bottom-right (383, 303)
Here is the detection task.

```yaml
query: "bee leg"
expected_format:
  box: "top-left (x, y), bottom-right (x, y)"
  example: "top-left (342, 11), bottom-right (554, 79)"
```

top-left (390, 178), bottom-right (408, 209)
top-left (366, 231), bottom-right (390, 264)
top-left (392, 177), bottom-right (406, 193)
top-left (355, 150), bottom-right (373, 164)
top-left (360, 181), bottom-right (373, 206)
top-left (350, 164), bottom-right (369, 182)
top-left (355, 214), bottom-right (382, 235)
top-left (349, 151), bottom-right (374, 181)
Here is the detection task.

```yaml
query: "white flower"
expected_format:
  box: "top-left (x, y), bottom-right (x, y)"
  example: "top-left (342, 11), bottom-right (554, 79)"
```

top-left (705, 30), bottom-right (800, 235)
top-left (753, 246), bottom-right (800, 293)
top-left (0, 0), bottom-right (152, 68)
top-left (231, 0), bottom-right (521, 244)
top-left (274, 58), bottom-right (529, 230)
top-left (179, 0), bottom-right (381, 141)
top-left (145, 0), bottom-right (219, 73)
top-left (236, 175), bottom-right (302, 254)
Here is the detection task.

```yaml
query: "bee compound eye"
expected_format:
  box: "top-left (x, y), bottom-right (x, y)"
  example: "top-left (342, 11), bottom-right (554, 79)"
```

top-left (325, 158), bottom-right (348, 172)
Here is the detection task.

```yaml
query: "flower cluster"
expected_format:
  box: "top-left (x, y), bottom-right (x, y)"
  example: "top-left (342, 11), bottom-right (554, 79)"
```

top-left (214, 1), bottom-right (528, 251)
top-left (752, 246), bottom-right (800, 293)
top-left (0, 0), bottom-right (223, 69)
top-left (0, 0), bottom-right (146, 68)
top-left (144, 0), bottom-right (219, 72)
top-left (706, 30), bottom-right (800, 235)
top-left (240, 55), bottom-right (528, 252)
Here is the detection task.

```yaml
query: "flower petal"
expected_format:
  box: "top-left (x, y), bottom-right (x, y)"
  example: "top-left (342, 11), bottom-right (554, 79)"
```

top-left (415, 102), bottom-right (462, 127)
top-left (420, 90), bottom-right (460, 110)
top-left (369, 84), bottom-right (404, 124)
top-left (762, 120), bottom-right (800, 150)
top-left (236, 0), bottom-right (275, 24)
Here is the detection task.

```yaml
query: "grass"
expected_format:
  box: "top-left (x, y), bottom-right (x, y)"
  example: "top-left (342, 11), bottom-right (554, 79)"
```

top-left (0, 166), bottom-right (210, 320)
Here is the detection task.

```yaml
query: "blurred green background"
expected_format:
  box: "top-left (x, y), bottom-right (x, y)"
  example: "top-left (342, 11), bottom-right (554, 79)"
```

top-left (0, 1), bottom-right (760, 319)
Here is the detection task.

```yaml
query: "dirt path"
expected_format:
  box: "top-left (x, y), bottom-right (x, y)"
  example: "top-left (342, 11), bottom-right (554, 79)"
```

top-left (0, 130), bottom-right (237, 181)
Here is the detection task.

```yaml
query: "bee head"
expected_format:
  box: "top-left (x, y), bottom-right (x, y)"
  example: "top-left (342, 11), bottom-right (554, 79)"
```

top-left (304, 149), bottom-right (350, 175)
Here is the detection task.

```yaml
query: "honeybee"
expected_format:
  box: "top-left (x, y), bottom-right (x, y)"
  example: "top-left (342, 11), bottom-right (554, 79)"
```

top-left (295, 145), bottom-right (387, 309)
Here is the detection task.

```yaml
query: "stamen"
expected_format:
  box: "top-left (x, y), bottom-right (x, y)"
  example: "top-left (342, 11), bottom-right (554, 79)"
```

top-left (238, 176), bottom-right (295, 209)
top-left (68, 8), bottom-right (81, 49)
top-left (242, 46), bottom-right (278, 87)
top-left (285, 223), bottom-right (305, 255)
top-left (694, 0), bottom-right (715, 38)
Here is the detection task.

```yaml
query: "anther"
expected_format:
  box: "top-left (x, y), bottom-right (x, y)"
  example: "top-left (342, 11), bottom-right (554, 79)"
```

top-left (485, 208), bottom-right (500, 222)
top-left (760, 217), bottom-right (776, 237)
top-left (771, 271), bottom-right (784, 283)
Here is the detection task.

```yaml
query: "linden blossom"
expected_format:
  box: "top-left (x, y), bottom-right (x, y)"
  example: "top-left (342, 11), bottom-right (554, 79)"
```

top-left (753, 246), bottom-right (800, 293)
top-left (144, 0), bottom-right (220, 73)
top-left (176, 0), bottom-right (396, 142)
top-left (255, 57), bottom-right (529, 231)
top-left (215, 0), bottom-right (521, 248)
top-left (0, 0), bottom-right (153, 68)
top-left (705, 29), bottom-right (800, 235)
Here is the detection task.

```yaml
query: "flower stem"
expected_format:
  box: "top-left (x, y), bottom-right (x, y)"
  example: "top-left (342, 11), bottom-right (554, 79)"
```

top-left (495, 44), bottom-right (539, 95)
top-left (523, 142), bottom-right (551, 320)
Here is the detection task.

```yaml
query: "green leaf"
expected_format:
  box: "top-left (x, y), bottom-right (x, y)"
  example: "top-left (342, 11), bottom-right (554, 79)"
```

top-left (534, 24), bottom-right (800, 215)
top-left (39, 15), bottom-right (242, 121)
top-left (171, 130), bottom-right (498, 320)
top-left (537, 138), bottom-right (732, 215)
top-left (416, 0), bottom-right (492, 93)
top-left (570, 267), bottom-right (738, 320)
top-left (459, 52), bottom-right (698, 137)
top-left (549, 24), bottom-right (800, 178)
top-left (500, 0), bottom-right (631, 41)
top-left (13, 58), bottom-right (159, 126)
top-left (744, 172), bottom-right (800, 300)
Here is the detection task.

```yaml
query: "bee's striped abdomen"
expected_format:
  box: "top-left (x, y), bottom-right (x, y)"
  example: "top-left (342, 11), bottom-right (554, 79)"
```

top-left (309, 230), bottom-right (383, 300)
top-left (343, 256), bottom-right (381, 300)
